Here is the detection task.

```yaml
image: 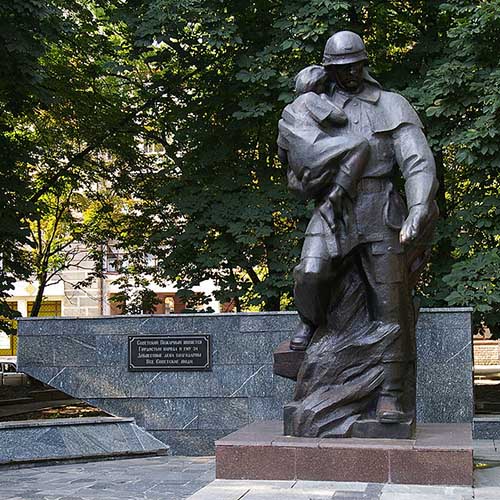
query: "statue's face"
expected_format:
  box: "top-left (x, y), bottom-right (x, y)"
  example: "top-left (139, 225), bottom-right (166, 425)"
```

top-left (327, 61), bottom-right (365, 93)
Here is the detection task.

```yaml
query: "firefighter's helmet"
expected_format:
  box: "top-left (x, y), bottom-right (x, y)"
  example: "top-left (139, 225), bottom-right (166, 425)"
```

top-left (322, 31), bottom-right (368, 66)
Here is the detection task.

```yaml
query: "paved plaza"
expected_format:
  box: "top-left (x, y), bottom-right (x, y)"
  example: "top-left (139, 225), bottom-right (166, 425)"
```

top-left (0, 456), bottom-right (214, 500)
top-left (1, 440), bottom-right (500, 500)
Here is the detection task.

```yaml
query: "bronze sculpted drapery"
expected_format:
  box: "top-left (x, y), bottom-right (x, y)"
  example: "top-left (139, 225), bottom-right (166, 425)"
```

top-left (276, 31), bottom-right (438, 438)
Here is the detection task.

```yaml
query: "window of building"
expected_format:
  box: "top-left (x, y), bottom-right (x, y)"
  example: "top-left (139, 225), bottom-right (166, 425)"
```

top-left (146, 254), bottom-right (158, 269)
top-left (164, 296), bottom-right (175, 314)
top-left (0, 302), bottom-right (19, 355)
top-left (108, 292), bottom-right (185, 315)
top-left (27, 301), bottom-right (62, 317)
top-left (105, 249), bottom-right (128, 273)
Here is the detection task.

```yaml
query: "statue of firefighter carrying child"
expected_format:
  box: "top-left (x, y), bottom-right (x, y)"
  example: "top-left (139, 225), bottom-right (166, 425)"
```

top-left (276, 31), bottom-right (438, 438)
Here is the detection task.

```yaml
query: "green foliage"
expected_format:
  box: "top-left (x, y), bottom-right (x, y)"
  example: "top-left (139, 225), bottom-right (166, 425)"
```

top-left (0, 1), bottom-right (498, 330)
top-left (406, 1), bottom-right (500, 334)
top-left (83, 0), bottom-right (498, 322)
top-left (108, 275), bottom-right (161, 315)
top-left (26, 188), bottom-right (88, 317)
top-left (0, 0), bottom-right (154, 317)
top-left (107, 0), bottom-right (442, 311)
top-left (0, 0), bottom-right (55, 322)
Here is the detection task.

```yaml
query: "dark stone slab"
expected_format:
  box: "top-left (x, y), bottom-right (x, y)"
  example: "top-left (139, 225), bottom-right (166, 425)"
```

top-left (18, 334), bottom-right (97, 366)
top-left (416, 310), bottom-right (473, 423)
top-left (351, 419), bottom-right (414, 439)
top-left (95, 328), bottom-right (288, 365)
top-left (248, 397), bottom-right (286, 422)
top-left (192, 314), bottom-right (240, 335)
top-left (0, 418), bottom-right (168, 465)
top-left (212, 331), bottom-right (283, 365)
top-left (215, 420), bottom-right (473, 485)
top-left (18, 318), bottom-right (93, 336)
top-left (14, 366), bottom-right (61, 385)
top-left (96, 335), bottom-right (128, 365)
top-left (273, 339), bottom-right (305, 380)
top-left (246, 364), bottom-right (275, 398)
top-left (198, 398), bottom-right (249, 430)
top-left (23, 365), bottom-right (275, 399)
top-left (97, 315), bottom-right (195, 335)
top-left (88, 396), bottom-right (255, 433)
top-left (272, 371), bottom-right (296, 401)
top-left (17, 310), bottom-right (474, 456)
top-left (18, 315), bottom-right (196, 336)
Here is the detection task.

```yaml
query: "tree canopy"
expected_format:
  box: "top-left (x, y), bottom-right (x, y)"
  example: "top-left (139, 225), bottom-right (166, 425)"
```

top-left (0, 1), bottom-right (498, 333)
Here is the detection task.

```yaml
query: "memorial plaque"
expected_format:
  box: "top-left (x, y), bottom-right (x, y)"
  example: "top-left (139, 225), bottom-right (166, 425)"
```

top-left (128, 335), bottom-right (211, 371)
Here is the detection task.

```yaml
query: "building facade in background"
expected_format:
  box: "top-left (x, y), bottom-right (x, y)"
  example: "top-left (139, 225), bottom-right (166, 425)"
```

top-left (1, 246), bottom-right (220, 355)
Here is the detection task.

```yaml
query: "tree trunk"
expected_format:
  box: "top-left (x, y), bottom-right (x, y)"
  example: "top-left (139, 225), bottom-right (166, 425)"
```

top-left (263, 294), bottom-right (281, 312)
top-left (435, 150), bottom-right (447, 219)
top-left (434, 149), bottom-right (452, 264)
top-left (30, 274), bottom-right (47, 317)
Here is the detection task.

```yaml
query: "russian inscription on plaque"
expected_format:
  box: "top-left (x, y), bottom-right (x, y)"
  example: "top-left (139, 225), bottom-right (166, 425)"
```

top-left (128, 335), bottom-right (211, 371)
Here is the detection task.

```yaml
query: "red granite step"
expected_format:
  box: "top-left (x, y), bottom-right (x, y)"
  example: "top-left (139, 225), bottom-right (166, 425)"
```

top-left (215, 420), bottom-right (473, 486)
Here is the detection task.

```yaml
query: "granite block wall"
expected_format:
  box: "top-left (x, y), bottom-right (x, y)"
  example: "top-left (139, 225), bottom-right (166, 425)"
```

top-left (17, 308), bottom-right (472, 455)
top-left (415, 308), bottom-right (474, 423)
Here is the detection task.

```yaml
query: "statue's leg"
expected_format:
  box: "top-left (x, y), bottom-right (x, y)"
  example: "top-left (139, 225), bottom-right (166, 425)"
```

top-left (291, 214), bottom-right (334, 350)
top-left (357, 243), bottom-right (414, 422)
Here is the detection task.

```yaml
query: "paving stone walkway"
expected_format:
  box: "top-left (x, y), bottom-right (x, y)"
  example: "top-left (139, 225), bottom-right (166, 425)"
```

top-left (0, 456), bottom-right (215, 500)
top-left (2, 440), bottom-right (500, 500)
top-left (187, 479), bottom-right (474, 500)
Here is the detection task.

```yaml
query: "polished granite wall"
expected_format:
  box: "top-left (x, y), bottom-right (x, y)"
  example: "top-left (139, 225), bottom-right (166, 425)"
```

top-left (17, 308), bottom-right (472, 455)
top-left (415, 308), bottom-right (473, 424)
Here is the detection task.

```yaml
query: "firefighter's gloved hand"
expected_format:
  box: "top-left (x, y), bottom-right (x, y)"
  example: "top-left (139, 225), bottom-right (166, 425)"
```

top-left (328, 184), bottom-right (346, 220)
top-left (319, 200), bottom-right (336, 231)
top-left (400, 204), bottom-right (429, 244)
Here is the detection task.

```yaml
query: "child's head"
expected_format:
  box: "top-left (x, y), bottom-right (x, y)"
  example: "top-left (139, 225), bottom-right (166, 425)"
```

top-left (294, 65), bottom-right (328, 95)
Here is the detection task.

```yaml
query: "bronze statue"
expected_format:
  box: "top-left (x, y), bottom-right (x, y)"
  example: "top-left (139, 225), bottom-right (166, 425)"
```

top-left (276, 31), bottom-right (438, 438)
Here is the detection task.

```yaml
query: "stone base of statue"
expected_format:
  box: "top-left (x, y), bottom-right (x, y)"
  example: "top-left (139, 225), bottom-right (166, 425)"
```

top-left (351, 418), bottom-right (413, 439)
top-left (275, 339), bottom-right (415, 440)
top-left (274, 260), bottom-right (418, 439)
top-left (215, 421), bottom-right (473, 485)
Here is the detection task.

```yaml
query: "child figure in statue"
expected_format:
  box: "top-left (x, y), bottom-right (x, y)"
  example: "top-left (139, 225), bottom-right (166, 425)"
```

top-left (277, 64), bottom-right (369, 244)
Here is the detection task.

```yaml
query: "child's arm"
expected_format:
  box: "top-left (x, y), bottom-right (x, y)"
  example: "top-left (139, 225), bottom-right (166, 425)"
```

top-left (325, 135), bottom-right (370, 223)
top-left (304, 93), bottom-right (347, 126)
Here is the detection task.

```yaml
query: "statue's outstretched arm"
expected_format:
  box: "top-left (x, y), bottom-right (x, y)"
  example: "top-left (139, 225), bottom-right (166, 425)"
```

top-left (393, 124), bottom-right (439, 244)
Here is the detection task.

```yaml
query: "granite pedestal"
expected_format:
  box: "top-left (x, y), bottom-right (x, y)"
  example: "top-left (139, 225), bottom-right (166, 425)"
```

top-left (215, 421), bottom-right (473, 486)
